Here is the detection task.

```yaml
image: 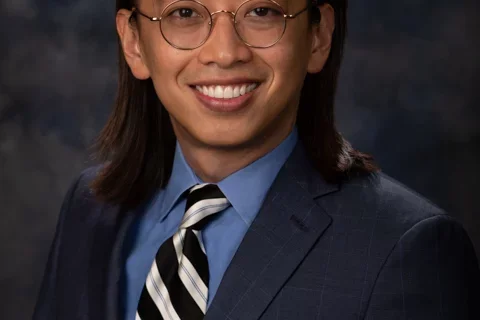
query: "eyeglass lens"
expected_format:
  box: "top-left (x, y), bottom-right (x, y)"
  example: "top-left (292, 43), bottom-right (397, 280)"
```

top-left (157, 0), bottom-right (287, 49)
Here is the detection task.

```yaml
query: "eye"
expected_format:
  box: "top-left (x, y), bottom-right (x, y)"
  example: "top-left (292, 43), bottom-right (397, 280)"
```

top-left (246, 7), bottom-right (282, 17)
top-left (169, 7), bottom-right (200, 18)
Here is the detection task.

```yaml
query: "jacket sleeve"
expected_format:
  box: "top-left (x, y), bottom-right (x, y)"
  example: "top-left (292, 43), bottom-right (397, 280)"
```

top-left (364, 214), bottom-right (480, 320)
top-left (32, 174), bottom-right (83, 320)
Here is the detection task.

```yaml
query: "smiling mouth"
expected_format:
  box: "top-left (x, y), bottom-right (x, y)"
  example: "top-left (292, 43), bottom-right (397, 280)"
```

top-left (190, 83), bottom-right (260, 99)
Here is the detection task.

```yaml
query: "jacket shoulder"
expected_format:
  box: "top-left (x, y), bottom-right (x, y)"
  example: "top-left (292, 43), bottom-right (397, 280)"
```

top-left (69, 165), bottom-right (104, 203)
top-left (325, 171), bottom-right (448, 233)
top-left (33, 166), bottom-right (118, 320)
top-left (58, 164), bottom-right (108, 225)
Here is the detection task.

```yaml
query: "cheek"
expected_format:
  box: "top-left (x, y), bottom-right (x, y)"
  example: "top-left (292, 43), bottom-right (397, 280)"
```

top-left (139, 27), bottom-right (186, 79)
top-left (144, 43), bottom-right (192, 102)
top-left (147, 45), bottom-right (176, 82)
top-left (264, 44), bottom-right (310, 97)
top-left (275, 23), bottom-right (312, 76)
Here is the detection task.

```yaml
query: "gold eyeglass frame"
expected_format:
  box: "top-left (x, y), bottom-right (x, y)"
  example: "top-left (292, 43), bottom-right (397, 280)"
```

top-left (131, 0), bottom-right (314, 50)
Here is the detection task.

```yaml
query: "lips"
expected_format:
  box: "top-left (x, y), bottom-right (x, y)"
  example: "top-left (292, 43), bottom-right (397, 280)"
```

top-left (190, 82), bottom-right (261, 113)
top-left (193, 83), bottom-right (259, 99)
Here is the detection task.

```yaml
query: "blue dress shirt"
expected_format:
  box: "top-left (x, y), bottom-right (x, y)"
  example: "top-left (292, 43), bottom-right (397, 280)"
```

top-left (122, 127), bottom-right (298, 320)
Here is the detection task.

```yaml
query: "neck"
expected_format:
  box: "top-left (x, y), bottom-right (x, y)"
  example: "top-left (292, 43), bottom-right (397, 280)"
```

top-left (175, 125), bottom-right (295, 183)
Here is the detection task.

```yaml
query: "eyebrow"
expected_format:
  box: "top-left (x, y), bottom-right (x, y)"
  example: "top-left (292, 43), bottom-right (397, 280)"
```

top-left (154, 0), bottom-right (292, 6)
top-left (152, 0), bottom-right (295, 14)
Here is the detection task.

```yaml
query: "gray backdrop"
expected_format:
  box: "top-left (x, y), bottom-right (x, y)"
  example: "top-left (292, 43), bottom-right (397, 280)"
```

top-left (1, 0), bottom-right (479, 319)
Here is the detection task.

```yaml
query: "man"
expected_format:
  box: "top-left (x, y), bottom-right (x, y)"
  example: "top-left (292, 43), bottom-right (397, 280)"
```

top-left (34, 0), bottom-right (480, 319)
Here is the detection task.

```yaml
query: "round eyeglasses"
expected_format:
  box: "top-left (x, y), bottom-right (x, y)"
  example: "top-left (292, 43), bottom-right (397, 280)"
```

top-left (131, 0), bottom-right (312, 50)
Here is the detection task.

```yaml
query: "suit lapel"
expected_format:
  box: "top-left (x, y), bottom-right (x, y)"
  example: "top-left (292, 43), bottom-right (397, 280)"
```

top-left (104, 205), bottom-right (139, 320)
top-left (206, 142), bottom-right (339, 320)
top-left (84, 200), bottom-right (142, 320)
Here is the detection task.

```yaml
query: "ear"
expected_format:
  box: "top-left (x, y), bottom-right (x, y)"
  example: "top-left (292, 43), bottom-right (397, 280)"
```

top-left (307, 4), bottom-right (335, 74)
top-left (116, 9), bottom-right (151, 80)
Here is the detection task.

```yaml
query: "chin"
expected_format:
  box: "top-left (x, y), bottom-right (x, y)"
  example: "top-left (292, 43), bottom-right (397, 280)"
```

top-left (185, 125), bottom-right (259, 150)
top-left (198, 132), bottom-right (253, 149)
top-left (171, 111), bottom-right (270, 150)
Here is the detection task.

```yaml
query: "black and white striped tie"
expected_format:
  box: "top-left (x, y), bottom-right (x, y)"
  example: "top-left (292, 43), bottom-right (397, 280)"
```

top-left (136, 184), bottom-right (230, 320)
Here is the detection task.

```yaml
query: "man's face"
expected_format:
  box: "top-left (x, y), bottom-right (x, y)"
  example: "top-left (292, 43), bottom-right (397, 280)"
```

top-left (118, 0), bottom-right (333, 150)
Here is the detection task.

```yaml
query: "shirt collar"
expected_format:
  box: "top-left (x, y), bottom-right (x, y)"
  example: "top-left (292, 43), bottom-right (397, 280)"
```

top-left (158, 143), bottom-right (201, 220)
top-left (158, 126), bottom-right (298, 225)
top-left (218, 127), bottom-right (298, 226)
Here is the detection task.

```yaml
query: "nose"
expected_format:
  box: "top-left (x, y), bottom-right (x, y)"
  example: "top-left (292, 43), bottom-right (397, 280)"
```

top-left (197, 11), bottom-right (253, 68)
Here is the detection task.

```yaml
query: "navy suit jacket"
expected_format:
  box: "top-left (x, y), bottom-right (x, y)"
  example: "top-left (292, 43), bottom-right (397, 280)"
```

top-left (34, 142), bottom-right (480, 319)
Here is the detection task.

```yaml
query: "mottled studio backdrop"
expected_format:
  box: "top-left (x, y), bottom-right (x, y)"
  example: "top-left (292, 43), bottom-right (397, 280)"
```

top-left (1, 0), bottom-right (479, 319)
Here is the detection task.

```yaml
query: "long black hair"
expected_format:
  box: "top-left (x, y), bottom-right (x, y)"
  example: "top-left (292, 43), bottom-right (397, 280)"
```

top-left (92, 0), bottom-right (378, 208)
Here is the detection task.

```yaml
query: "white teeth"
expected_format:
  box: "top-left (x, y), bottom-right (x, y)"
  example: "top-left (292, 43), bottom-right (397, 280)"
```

top-left (224, 86), bottom-right (233, 99)
top-left (214, 86), bottom-right (224, 98)
top-left (194, 83), bottom-right (258, 99)
top-left (240, 85), bottom-right (246, 95)
top-left (233, 86), bottom-right (240, 98)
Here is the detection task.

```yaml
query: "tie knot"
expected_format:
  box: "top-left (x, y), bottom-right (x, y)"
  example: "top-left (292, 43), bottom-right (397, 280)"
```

top-left (180, 184), bottom-right (230, 230)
